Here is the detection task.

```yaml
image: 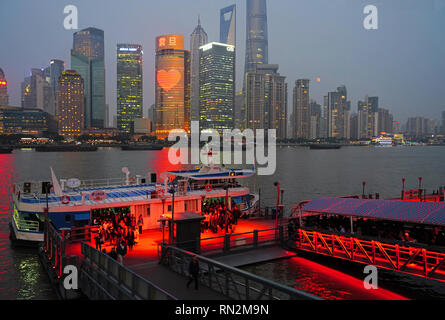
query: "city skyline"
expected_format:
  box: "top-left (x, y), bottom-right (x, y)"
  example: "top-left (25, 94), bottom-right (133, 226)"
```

top-left (0, 0), bottom-right (444, 124)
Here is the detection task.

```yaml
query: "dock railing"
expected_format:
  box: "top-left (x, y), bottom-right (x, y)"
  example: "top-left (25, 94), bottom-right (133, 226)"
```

top-left (159, 245), bottom-right (321, 300)
top-left (158, 226), bottom-right (283, 256)
top-left (80, 241), bottom-right (177, 300)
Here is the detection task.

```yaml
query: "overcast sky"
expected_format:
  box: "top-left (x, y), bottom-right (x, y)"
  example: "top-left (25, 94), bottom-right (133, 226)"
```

top-left (0, 0), bottom-right (444, 123)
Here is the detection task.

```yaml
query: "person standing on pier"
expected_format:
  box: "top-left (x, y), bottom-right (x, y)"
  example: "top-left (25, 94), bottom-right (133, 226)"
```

top-left (138, 214), bottom-right (144, 235)
top-left (117, 240), bottom-right (127, 264)
top-left (186, 255), bottom-right (200, 290)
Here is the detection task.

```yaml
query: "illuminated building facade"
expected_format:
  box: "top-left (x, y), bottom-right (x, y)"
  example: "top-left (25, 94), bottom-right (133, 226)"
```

top-left (0, 68), bottom-right (8, 106)
top-left (324, 86), bottom-right (350, 139)
top-left (117, 44), bottom-right (143, 134)
top-left (245, 0), bottom-right (268, 74)
top-left (199, 42), bottom-right (235, 133)
top-left (293, 79), bottom-right (310, 139)
top-left (357, 96), bottom-right (378, 139)
top-left (71, 27), bottom-right (105, 128)
top-left (155, 35), bottom-right (190, 139)
top-left (245, 64), bottom-right (287, 139)
top-left (220, 4), bottom-right (236, 46)
top-left (49, 59), bottom-right (65, 99)
top-left (57, 70), bottom-right (85, 136)
top-left (190, 18), bottom-right (208, 123)
top-left (0, 106), bottom-right (56, 135)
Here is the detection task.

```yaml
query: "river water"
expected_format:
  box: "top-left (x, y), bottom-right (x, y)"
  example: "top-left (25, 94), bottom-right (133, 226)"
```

top-left (1, 146), bottom-right (445, 299)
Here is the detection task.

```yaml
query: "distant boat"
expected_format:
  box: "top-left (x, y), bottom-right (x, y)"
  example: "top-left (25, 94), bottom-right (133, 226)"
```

top-left (121, 144), bottom-right (163, 151)
top-left (0, 146), bottom-right (13, 154)
top-left (309, 144), bottom-right (341, 150)
top-left (35, 145), bottom-right (98, 152)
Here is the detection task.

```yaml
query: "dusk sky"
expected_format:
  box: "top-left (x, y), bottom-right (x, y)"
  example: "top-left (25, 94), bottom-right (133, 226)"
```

top-left (1, 0), bottom-right (444, 123)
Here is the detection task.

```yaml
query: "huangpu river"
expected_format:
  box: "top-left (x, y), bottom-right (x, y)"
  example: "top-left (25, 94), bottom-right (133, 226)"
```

top-left (1, 145), bottom-right (445, 299)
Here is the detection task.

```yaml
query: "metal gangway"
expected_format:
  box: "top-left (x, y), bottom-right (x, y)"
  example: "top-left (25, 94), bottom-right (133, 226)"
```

top-left (158, 245), bottom-right (321, 300)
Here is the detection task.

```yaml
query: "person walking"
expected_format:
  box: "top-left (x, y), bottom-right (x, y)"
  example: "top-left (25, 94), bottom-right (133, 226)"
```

top-left (138, 214), bottom-right (144, 235)
top-left (116, 240), bottom-right (127, 265)
top-left (186, 255), bottom-right (200, 290)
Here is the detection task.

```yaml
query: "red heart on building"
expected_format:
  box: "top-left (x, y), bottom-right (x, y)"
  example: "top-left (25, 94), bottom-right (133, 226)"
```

top-left (157, 69), bottom-right (181, 92)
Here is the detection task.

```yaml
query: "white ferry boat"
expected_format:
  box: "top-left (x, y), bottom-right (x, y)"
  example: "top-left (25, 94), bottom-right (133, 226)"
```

top-left (9, 165), bottom-right (259, 245)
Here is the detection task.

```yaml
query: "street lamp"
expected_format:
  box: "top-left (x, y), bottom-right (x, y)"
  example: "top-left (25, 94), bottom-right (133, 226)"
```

top-left (274, 182), bottom-right (280, 231)
top-left (402, 178), bottom-right (406, 200)
top-left (362, 181), bottom-right (366, 198)
top-left (168, 183), bottom-right (176, 244)
top-left (224, 182), bottom-right (229, 234)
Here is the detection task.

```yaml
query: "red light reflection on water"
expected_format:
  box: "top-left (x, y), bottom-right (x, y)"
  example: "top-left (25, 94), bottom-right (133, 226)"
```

top-left (149, 149), bottom-right (185, 179)
top-left (289, 256), bottom-right (408, 300)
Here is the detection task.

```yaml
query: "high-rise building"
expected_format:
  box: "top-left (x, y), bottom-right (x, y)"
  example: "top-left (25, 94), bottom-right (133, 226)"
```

top-left (234, 91), bottom-right (245, 130)
top-left (49, 59), bottom-right (65, 98)
top-left (309, 100), bottom-right (321, 139)
top-left (220, 4), bottom-right (236, 46)
top-left (324, 86), bottom-right (350, 139)
top-left (155, 35), bottom-right (190, 139)
top-left (293, 79), bottom-right (310, 139)
top-left (357, 96), bottom-right (378, 139)
top-left (245, 64), bottom-right (287, 139)
top-left (117, 44), bottom-right (143, 134)
top-left (190, 18), bottom-right (208, 123)
top-left (71, 27), bottom-right (105, 129)
top-left (0, 68), bottom-right (9, 106)
top-left (20, 68), bottom-right (54, 114)
top-left (57, 70), bottom-right (85, 136)
top-left (377, 108), bottom-right (393, 133)
top-left (245, 0), bottom-right (268, 74)
top-left (350, 113), bottom-right (358, 140)
top-left (199, 42), bottom-right (235, 133)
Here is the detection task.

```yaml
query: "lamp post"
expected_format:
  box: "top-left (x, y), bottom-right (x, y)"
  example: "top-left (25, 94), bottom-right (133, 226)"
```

top-left (402, 178), bottom-right (406, 200)
top-left (418, 177), bottom-right (423, 201)
top-left (224, 182), bottom-right (229, 234)
top-left (274, 182), bottom-right (280, 232)
top-left (168, 183), bottom-right (176, 244)
top-left (362, 181), bottom-right (366, 198)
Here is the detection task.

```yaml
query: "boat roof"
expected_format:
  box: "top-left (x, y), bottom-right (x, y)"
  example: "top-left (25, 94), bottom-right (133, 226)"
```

top-left (167, 165), bottom-right (255, 181)
top-left (18, 183), bottom-right (250, 207)
top-left (302, 196), bottom-right (445, 227)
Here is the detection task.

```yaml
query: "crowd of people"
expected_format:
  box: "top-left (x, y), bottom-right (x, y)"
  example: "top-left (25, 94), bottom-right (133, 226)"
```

top-left (300, 214), bottom-right (445, 247)
top-left (200, 200), bottom-right (242, 234)
top-left (93, 210), bottom-right (144, 264)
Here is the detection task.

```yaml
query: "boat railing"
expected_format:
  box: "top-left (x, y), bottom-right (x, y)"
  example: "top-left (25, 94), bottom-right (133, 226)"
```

top-left (13, 215), bottom-right (40, 232)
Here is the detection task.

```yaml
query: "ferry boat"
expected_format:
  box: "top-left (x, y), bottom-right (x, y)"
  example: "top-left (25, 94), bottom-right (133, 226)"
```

top-left (9, 165), bottom-right (259, 245)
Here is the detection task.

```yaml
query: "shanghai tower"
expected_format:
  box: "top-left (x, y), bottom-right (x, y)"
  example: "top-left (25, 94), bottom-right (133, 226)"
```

top-left (245, 0), bottom-right (268, 74)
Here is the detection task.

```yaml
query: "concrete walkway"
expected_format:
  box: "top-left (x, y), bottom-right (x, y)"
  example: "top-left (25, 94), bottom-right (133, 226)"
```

top-left (130, 262), bottom-right (229, 300)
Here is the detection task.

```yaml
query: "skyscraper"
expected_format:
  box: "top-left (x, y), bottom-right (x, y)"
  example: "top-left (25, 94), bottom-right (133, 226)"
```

top-left (117, 44), bottom-right (143, 134)
top-left (357, 96), bottom-right (378, 139)
top-left (245, 64), bottom-right (287, 139)
top-left (20, 68), bottom-right (53, 114)
top-left (293, 79), bottom-right (310, 139)
top-left (220, 5), bottom-right (236, 46)
top-left (155, 35), bottom-right (190, 139)
top-left (190, 18), bottom-right (208, 123)
top-left (245, 0), bottom-right (268, 74)
top-left (0, 68), bottom-right (9, 106)
top-left (49, 59), bottom-right (65, 98)
top-left (199, 42), bottom-right (235, 133)
top-left (71, 27), bottom-right (105, 128)
top-left (324, 86), bottom-right (350, 139)
top-left (57, 70), bottom-right (85, 136)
